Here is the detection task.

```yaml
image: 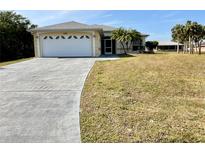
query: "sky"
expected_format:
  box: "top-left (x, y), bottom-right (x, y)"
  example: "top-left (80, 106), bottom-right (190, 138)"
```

top-left (16, 10), bottom-right (205, 41)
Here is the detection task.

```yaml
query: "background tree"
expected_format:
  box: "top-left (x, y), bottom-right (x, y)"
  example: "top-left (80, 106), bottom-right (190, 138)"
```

top-left (191, 22), bottom-right (205, 54)
top-left (0, 11), bottom-right (37, 62)
top-left (111, 28), bottom-right (142, 54)
top-left (171, 20), bottom-right (205, 54)
top-left (145, 41), bottom-right (158, 53)
top-left (185, 21), bottom-right (197, 54)
top-left (171, 24), bottom-right (186, 53)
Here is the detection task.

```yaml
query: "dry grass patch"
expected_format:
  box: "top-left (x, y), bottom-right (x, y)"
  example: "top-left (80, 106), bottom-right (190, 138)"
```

top-left (80, 53), bottom-right (205, 142)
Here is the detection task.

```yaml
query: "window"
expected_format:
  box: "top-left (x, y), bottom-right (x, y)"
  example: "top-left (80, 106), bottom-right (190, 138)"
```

top-left (68, 36), bottom-right (72, 39)
top-left (80, 36), bottom-right (84, 39)
top-left (56, 36), bottom-right (59, 39)
top-left (61, 36), bottom-right (65, 39)
top-left (73, 36), bottom-right (78, 39)
top-left (43, 36), bottom-right (47, 39)
top-left (49, 36), bottom-right (53, 39)
top-left (85, 35), bottom-right (90, 39)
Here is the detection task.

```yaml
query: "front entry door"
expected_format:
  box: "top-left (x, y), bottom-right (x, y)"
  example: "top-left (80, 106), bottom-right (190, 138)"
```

top-left (104, 39), bottom-right (112, 55)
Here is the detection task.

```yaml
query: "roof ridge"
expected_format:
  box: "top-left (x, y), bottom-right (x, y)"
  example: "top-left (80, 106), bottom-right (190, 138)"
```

top-left (37, 21), bottom-right (90, 29)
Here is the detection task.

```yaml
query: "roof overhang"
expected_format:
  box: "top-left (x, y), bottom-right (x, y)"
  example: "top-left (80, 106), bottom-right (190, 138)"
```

top-left (30, 28), bottom-right (103, 35)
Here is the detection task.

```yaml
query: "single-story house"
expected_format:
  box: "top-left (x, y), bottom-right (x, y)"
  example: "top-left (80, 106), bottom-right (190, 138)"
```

top-left (200, 41), bottom-right (205, 51)
top-left (157, 41), bottom-right (183, 51)
top-left (30, 21), bottom-right (149, 57)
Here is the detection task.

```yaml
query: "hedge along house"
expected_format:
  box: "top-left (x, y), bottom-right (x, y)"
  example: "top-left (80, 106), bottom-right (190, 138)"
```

top-left (30, 21), bottom-right (149, 57)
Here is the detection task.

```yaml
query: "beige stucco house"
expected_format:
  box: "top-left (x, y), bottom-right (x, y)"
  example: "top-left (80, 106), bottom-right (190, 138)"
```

top-left (30, 21), bottom-right (149, 57)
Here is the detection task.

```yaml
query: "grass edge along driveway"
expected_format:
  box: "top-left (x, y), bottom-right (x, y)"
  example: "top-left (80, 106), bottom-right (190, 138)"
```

top-left (80, 53), bottom-right (205, 143)
top-left (0, 58), bottom-right (33, 67)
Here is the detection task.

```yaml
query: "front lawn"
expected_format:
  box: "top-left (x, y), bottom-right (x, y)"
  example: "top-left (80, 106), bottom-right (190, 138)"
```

top-left (0, 58), bottom-right (33, 67)
top-left (80, 53), bottom-right (205, 142)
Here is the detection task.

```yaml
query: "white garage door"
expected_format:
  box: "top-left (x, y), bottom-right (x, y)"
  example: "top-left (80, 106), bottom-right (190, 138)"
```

top-left (42, 34), bottom-right (92, 57)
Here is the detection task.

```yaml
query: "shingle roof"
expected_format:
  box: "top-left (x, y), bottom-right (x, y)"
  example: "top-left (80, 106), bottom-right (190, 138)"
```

top-left (90, 24), bottom-right (116, 31)
top-left (31, 21), bottom-right (103, 32)
top-left (158, 41), bottom-right (183, 46)
top-left (30, 21), bottom-right (149, 36)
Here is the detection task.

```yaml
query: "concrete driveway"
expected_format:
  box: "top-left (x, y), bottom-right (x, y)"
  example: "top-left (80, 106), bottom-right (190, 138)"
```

top-left (0, 58), bottom-right (96, 142)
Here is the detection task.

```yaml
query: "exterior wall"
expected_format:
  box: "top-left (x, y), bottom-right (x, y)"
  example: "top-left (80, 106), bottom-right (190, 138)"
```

top-left (157, 45), bottom-right (183, 51)
top-left (32, 31), bottom-right (101, 57)
top-left (33, 33), bottom-right (41, 57)
top-left (193, 46), bottom-right (205, 52)
top-left (33, 35), bottom-right (38, 57)
top-left (103, 31), bottom-right (112, 37)
top-left (100, 31), bottom-right (148, 55)
top-left (116, 41), bottom-right (125, 54)
top-left (94, 31), bottom-right (101, 56)
top-left (116, 36), bottom-right (147, 54)
top-left (201, 46), bottom-right (205, 51)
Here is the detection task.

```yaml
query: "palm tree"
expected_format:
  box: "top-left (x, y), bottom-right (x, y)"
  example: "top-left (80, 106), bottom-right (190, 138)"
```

top-left (172, 20), bottom-right (205, 55)
top-left (185, 21), bottom-right (196, 54)
top-left (171, 24), bottom-right (186, 53)
top-left (111, 28), bottom-right (127, 54)
top-left (128, 29), bottom-right (142, 51)
top-left (192, 23), bottom-right (205, 54)
top-left (111, 28), bottom-right (142, 54)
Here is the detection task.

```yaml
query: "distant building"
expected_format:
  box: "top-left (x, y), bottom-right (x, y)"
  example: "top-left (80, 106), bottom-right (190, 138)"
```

top-left (201, 42), bottom-right (205, 51)
top-left (157, 41), bottom-right (183, 51)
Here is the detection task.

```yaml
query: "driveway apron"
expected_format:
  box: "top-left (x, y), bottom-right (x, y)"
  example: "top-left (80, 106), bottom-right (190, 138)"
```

top-left (0, 58), bottom-right (95, 142)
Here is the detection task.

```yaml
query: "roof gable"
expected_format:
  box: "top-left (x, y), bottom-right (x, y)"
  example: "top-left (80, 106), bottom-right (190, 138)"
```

top-left (31, 21), bottom-right (149, 36)
top-left (33, 21), bottom-right (96, 31)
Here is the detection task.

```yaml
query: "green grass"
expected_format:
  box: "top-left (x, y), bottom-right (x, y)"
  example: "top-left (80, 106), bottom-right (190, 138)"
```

top-left (0, 58), bottom-right (33, 67)
top-left (80, 53), bottom-right (205, 142)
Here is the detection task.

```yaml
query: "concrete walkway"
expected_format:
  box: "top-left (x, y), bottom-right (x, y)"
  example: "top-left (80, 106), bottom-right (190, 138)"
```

top-left (0, 58), bottom-right (101, 142)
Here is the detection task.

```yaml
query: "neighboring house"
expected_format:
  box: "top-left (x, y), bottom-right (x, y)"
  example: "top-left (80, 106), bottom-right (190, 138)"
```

top-left (193, 41), bottom-right (205, 52)
top-left (157, 41), bottom-right (183, 51)
top-left (30, 21), bottom-right (149, 57)
top-left (200, 41), bottom-right (205, 51)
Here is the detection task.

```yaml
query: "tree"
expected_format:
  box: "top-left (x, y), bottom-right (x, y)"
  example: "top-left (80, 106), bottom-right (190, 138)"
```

top-left (145, 41), bottom-right (158, 52)
top-left (171, 21), bottom-right (205, 55)
top-left (127, 29), bottom-right (142, 51)
top-left (185, 21), bottom-right (198, 54)
top-left (171, 24), bottom-right (186, 53)
top-left (111, 28), bottom-right (142, 54)
top-left (0, 11), bottom-right (37, 61)
top-left (191, 22), bottom-right (205, 54)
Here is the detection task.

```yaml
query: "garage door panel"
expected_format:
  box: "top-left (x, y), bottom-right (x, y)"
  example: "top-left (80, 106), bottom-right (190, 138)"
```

top-left (42, 35), bottom-right (92, 57)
